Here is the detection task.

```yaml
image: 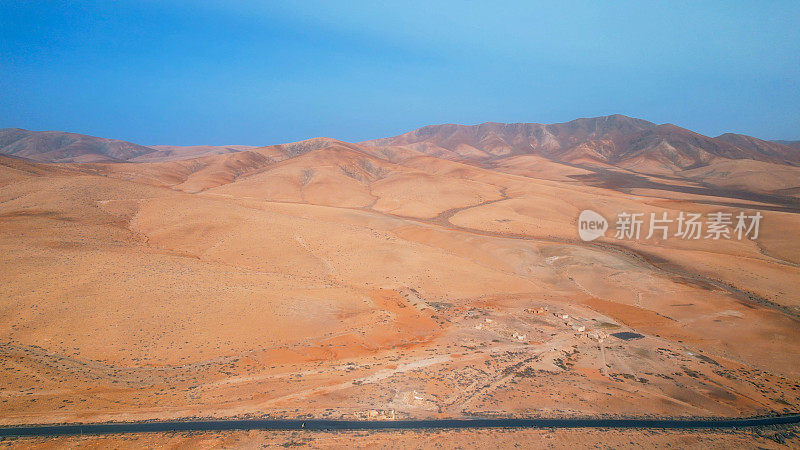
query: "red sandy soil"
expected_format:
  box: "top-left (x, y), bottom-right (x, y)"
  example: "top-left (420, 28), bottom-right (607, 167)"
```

top-left (1, 117), bottom-right (800, 448)
top-left (3, 427), bottom-right (800, 449)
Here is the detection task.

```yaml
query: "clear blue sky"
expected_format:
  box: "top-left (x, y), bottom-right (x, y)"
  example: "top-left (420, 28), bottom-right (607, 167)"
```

top-left (2, 1), bottom-right (798, 145)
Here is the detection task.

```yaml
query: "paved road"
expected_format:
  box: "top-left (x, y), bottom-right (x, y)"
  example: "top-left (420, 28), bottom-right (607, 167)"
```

top-left (2, 415), bottom-right (800, 437)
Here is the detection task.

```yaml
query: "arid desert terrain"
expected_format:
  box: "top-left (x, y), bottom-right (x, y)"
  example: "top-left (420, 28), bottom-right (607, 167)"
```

top-left (1, 115), bottom-right (800, 447)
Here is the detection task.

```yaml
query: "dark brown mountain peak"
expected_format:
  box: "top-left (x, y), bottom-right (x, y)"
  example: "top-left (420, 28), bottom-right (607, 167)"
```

top-left (717, 133), bottom-right (800, 163)
top-left (0, 128), bottom-right (156, 162)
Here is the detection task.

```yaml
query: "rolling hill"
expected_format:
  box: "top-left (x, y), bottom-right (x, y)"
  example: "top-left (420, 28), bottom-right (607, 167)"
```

top-left (0, 128), bottom-right (156, 162)
top-left (2, 114), bottom-right (800, 430)
top-left (0, 128), bottom-right (258, 163)
top-left (363, 115), bottom-right (800, 171)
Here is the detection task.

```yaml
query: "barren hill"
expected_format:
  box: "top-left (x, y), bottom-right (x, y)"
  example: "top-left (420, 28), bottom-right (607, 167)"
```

top-left (0, 128), bottom-right (260, 163)
top-left (2, 115), bottom-right (800, 430)
top-left (364, 115), bottom-right (800, 172)
top-left (0, 128), bottom-right (156, 162)
top-left (773, 139), bottom-right (800, 150)
top-left (131, 145), bottom-right (257, 162)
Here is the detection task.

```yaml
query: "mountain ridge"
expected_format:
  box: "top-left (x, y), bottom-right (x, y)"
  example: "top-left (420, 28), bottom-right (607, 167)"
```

top-left (3, 116), bottom-right (798, 172)
top-left (362, 115), bottom-right (800, 170)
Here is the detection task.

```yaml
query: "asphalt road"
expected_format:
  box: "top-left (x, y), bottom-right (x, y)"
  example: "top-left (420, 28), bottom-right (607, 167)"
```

top-left (2, 415), bottom-right (800, 437)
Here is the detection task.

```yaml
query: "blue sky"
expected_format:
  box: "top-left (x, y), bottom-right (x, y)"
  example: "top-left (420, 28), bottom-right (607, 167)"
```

top-left (1, 1), bottom-right (798, 145)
